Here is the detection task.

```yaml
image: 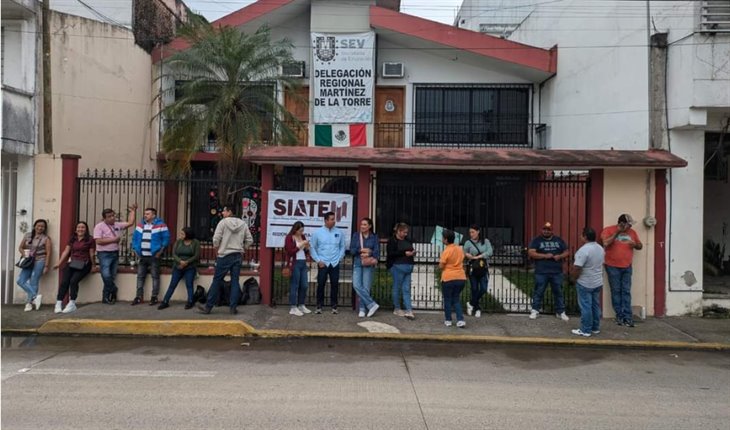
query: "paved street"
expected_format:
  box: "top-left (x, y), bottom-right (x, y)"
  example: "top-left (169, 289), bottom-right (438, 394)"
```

top-left (2, 336), bottom-right (729, 430)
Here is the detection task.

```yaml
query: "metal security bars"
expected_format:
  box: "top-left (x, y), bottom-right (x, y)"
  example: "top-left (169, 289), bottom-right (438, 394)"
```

top-left (700, 1), bottom-right (730, 33)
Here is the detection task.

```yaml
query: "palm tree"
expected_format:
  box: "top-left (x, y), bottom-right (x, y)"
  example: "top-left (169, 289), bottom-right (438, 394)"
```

top-left (159, 15), bottom-right (301, 201)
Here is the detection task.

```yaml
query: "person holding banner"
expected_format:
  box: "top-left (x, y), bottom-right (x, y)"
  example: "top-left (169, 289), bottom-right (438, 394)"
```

top-left (284, 221), bottom-right (311, 317)
top-left (350, 217), bottom-right (380, 318)
top-left (309, 211), bottom-right (346, 314)
top-left (386, 222), bottom-right (416, 320)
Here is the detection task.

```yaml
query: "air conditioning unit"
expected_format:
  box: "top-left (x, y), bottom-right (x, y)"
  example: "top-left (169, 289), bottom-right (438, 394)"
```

top-left (382, 62), bottom-right (404, 78)
top-left (282, 61), bottom-right (305, 78)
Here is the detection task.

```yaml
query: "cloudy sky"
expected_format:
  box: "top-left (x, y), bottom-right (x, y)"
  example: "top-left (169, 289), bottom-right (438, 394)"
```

top-left (186, 0), bottom-right (464, 25)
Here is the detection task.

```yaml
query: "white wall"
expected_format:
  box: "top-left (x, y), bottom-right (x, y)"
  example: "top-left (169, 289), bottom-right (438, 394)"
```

top-left (310, 0), bottom-right (370, 33)
top-left (50, 0), bottom-right (132, 27)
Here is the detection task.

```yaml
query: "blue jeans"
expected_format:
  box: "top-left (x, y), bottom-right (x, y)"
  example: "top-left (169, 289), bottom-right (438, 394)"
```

top-left (205, 253), bottom-right (242, 309)
top-left (17, 259), bottom-right (46, 303)
top-left (577, 284), bottom-right (602, 333)
top-left (606, 265), bottom-right (633, 322)
top-left (97, 251), bottom-right (119, 301)
top-left (390, 264), bottom-right (413, 311)
top-left (442, 280), bottom-right (465, 322)
top-left (162, 265), bottom-right (196, 304)
top-left (532, 272), bottom-right (566, 314)
top-left (352, 264), bottom-right (377, 312)
top-left (136, 256), bottom-right (161, 298)
top-left (469, 273), bottom-right (489, 311)
top-left (289, 260), bottom-right (308, 307)
top-left (316, 264), bottom-right (340, 309)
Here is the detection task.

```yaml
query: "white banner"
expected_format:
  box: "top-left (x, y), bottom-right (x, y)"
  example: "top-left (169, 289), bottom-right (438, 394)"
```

top-left (311, 32), bottom-right (375, 124)
top-left (266, 191), bottom-right (354, 248)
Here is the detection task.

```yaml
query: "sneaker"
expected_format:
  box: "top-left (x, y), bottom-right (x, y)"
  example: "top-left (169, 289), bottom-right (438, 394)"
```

top-left (331, 308), bottom-right (338, 315)
top-left (196, 304), bottom-right (211, 314)
top-left (62, 301), bottom-right (77, 314)
top-left (366, 303), bottom-right (380, 318)
top-left (529, 309), bottom-right (539, 319)
top-left (184, 302), bottom-right (194, 310)
top-left (315, 308), bottom-right (322, 314)
top-left (623, 319), bottom-right (635, 328)
top-left (148, 296), bottom-right (159, 306)
top-left (571, 328), bottom-right (591, 337)
top-left (298, 305), bottom-right (312, 314)
top-left (444, 320), bottom-right (453, 327)
top-left (358, 310), bottom-right (366, 318)
top-left (157, 302), bottom-right (170, 310)
top-left (393, 309), bottom-right (404, 317)
top-left (404, 311), bottom-right (415, 320)
top-left (466, 302), bottom-right (474, 316)
top-left (24, 303), bottom-right (33, 312)
top-left (475, 310), bottom-right (482, 318)
top-left (557, 312), bottom-right (570, 322)
top-left (131, 297), bottom-right (142, 306)
top-left (290, 307), bottom-right (304, 317)
top-left (54, 301), bottom-right (63, 314)
top-left (456, 320), bottom-right (466, 328)
top-left (110, 292), bottom-right (117, 304)
top-left (229, 306), bottom-right (238, 315)
top-left (591, 330), bottom-right (601, 335)
top-left (615, 318), bottom-right (623, 326)
top-left (33, 294), bottom-right (42, 310)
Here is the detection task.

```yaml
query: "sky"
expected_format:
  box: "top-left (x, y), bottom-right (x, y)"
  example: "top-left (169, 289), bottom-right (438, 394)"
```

top-left (185, 0), bottom-right (464, 25)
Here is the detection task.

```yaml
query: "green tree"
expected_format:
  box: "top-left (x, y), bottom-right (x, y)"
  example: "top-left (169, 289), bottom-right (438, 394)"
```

top-left (159, 16), bottom-right (301, 201)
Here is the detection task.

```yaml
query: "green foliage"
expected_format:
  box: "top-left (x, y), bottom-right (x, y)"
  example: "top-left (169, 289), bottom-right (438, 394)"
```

top-left (503, 268), bottom-right (579, 314)
top-left (704, 239), bottom-right (726, 276)
top-left (159, 16), bottom-right (301, 185)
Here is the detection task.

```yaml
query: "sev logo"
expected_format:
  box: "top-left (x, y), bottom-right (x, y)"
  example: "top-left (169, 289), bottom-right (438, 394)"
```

top-left (314, 36), bottom-right (336, 62)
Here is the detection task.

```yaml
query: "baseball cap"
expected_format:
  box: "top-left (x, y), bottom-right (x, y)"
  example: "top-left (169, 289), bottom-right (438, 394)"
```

top-left (542, 222), bottom-right (552, 230)
top-left (618, 214), bottom-right (635, 225)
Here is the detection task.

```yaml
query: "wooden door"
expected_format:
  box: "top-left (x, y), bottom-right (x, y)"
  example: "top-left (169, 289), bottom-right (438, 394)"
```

top-left (284, 86), bottom-right (309, 146)
top-left (374, 87), bottom-right (405, 148)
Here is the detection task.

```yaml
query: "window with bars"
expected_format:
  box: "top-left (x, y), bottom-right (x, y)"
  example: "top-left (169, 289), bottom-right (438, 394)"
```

top-left (413, 84), bottom-right (531, 147)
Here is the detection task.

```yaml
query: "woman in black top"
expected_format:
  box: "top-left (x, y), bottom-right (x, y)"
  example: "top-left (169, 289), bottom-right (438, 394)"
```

top-left (386, 222), bottom-right (416, 320)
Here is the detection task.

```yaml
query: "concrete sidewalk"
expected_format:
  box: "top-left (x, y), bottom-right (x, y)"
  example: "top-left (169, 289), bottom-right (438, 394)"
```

top-left (2, 303), bottom-right (729, 350)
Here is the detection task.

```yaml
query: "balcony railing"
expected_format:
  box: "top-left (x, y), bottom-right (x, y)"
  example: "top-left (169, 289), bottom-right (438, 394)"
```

top-left (163, 120), bottom-right (309, 152)
top-left (375, 122), bottom-right (545, 149)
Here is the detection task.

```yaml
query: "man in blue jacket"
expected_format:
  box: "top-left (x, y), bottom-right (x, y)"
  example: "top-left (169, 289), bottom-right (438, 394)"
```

top-left (309, 211), bottom-right (346, 314)
top-left (131, 207), bottom-right (170, 305)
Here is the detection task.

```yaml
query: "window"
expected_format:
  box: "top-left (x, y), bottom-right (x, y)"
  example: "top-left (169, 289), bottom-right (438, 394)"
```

top-left (705, 132), bottom-right (729, 181)
top-left (414, 85), bottom-right (531, 147)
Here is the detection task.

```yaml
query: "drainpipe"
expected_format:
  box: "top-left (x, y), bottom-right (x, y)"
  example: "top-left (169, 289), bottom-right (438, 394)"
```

top-left (41, 0), bottom-right (52, 154)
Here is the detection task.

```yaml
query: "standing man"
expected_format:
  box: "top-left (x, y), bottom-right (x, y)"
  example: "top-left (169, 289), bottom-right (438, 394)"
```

top-left (570, 227), bottom-right (605, 337)
top-left (528, 222), bottom-right (571, 321)
top-left (601, 214), bottom-right (643, 327)
top-left (197, 203), bottom-right (253, 315)
top-left (94, 204), bottom-right (137, 304)
top-left (309, 211), bottom-right (346, 314)
top-left (131, 207), bottom-right (170, 306)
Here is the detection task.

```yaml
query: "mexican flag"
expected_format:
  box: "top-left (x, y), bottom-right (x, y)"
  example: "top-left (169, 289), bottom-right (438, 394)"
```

top-left (314, 124), bottom-right (367, 147)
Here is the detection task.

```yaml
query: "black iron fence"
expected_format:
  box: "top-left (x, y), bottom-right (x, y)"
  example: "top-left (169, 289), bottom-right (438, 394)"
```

top-left (77, 169), bottom-right (262, 268)
top-left (271, 170), bottom-right (590, 314)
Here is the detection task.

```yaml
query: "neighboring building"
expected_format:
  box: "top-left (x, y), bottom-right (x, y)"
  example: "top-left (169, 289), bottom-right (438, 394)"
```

top-left (455, 0), bottom-right (533, 37)
top-left (155, 0), bottom-right (686, 313)
top-left (458, 0), bottom-right (730, 315)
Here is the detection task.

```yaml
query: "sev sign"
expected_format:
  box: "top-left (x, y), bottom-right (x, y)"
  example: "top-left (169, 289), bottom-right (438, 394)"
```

top-left (265, 191), bottom-right (354, 248)
top-left (311, 32), bottom-right (375, 124)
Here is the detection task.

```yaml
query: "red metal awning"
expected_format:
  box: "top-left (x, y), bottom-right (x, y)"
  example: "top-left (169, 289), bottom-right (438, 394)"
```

top-left (242, 146), bottom-right (687, 170)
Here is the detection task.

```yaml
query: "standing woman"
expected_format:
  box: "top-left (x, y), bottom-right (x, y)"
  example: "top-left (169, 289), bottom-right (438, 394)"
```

top-left (386, 222), bottom-right (416, 320)
top-left (53, 222), bottom-right (96, 313)
top-left (16, 219), bottom-right (52, 311)
top-left (350, 217), bottom-right (380, 318)
top-left (439, 229), bottom-right (467, 328)
top-left (158, 227), bottom-right (200, 310)
top-left (463, 224), bottom-right (493, 318)
top-left (284, 221), bottom-right (312, 316)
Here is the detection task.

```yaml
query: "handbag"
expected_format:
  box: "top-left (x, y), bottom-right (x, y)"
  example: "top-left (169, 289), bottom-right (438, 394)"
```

top-left (468, 240), bottom-right (488, 278)
top-left (16, 255), bottom-right (34, 269)
top-left (359, 234), bottom-right (378, 267)
top-left (69, 259), bottom-right (86, 270)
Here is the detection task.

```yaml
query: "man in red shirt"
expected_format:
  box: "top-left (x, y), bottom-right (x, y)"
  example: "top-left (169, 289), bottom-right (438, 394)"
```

top-left (600, 214), bottom-right (643, 327)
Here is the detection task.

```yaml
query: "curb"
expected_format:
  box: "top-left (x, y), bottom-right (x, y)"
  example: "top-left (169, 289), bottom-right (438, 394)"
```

top-left (4, 319), bottom-right (728, 351)
top-left (37, 319), bottom-right (254, 337)
top-left (254, 329), bottom-right (730, 351)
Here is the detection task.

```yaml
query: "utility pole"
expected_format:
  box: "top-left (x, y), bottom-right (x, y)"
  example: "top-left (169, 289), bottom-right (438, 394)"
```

top-left (42, 0), bottom-right (52, 153)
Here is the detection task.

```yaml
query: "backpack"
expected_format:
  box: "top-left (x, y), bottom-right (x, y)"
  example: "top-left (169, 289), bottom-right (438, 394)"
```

top-left (468, 240), bottom-right (488, 279)
top-left (192, 285), bottom-right (207, 304)
top-left (241, 277), bottom-right (261, 305)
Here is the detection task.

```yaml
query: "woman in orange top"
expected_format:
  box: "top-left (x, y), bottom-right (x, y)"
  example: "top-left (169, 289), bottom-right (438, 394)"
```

top-left (439, 229), bottom-right (467, 328)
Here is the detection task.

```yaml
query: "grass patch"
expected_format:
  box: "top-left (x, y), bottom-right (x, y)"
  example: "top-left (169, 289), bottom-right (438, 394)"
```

top-left (502, 268), bottom-right (579, 315)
